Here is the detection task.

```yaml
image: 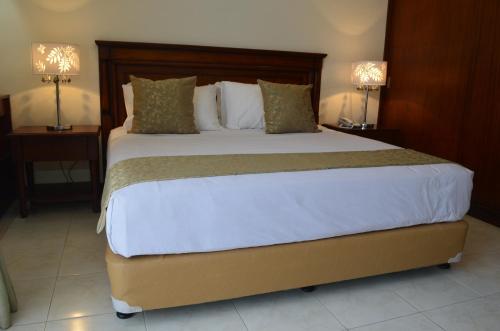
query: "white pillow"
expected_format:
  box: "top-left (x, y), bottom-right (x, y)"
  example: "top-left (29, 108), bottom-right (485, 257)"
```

top-left (218, 81), bottom-right (265, 129)
top-left (121, 83), bottom-right (220, 131)
top-left (193, 85), bottom-right (221, 131)
top-left (122, 83), bottom-right (134, 130)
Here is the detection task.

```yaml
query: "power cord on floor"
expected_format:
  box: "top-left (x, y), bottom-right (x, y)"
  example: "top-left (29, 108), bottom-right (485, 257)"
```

top-left (67, 161), bottom-right (78, 183)
top-left (59, 161), bottom-right (78, 183)
top-left (58, 161), bottom-right (69, 183)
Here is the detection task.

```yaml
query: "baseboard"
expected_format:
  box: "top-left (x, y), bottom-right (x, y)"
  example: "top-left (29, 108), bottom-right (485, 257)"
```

top-left (469, 202), bottom-right (500, 227)
top-left (0, 200), bottom-right (15, 239)
top-left (0, 197), bottom-right (14, 218)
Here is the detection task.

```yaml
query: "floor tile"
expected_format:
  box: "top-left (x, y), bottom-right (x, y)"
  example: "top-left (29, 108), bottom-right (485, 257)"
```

top-left (3, 243), bottom-right (65, 280)
top-left (7, 323), bottom-right (46, 331)
top-left (58, 216), bottom-right (106, 276)
top-left (28, 203), bottom-right (92, 223)
top-left (6, 214), bottom-right (70, 240)
top-left (45, 313), bottom-right (146, 331)
top-left (1, 210), bottom-right (69, 280)
top-left (464, 216), bottom-right (500, 254)
top-left (234, 290), bottom-right (345, 331)
top-left (315, 277), bottom-right (416, 329)
top-left (58, 240), bottom-right (106, 276)
top-left (66, 219), bottom-right (103, 246)
top-left (388, 268), bottom-right (479, 311)
top-left (48, 272), bottom-right (114, 320)
top-left (1, 232), bottom-right (66, 251)
top-left (10, 278), bottom-right (56, 326)
top-left (0, 203), bottom-right (17, 238)
top-left (351, 314), bottom-right (442, 331)
top-left (446, 250), bottom-right (500, 296)
top-left (145, 301), bottom-right (247, 331)
top-left (425, 292), bottom-right (500, 331)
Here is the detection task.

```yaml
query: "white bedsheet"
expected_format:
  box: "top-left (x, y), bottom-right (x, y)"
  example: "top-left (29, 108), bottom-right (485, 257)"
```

top-left (106, 126), bottom-right (473, 257)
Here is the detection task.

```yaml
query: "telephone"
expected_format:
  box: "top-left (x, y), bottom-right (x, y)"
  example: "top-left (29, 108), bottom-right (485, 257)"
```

top-left (338, 117), bottom-right (361, 129)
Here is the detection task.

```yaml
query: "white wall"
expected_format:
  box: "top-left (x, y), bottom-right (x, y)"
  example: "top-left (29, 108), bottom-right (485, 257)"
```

top-left (0, 0), bottom-right (388, 182)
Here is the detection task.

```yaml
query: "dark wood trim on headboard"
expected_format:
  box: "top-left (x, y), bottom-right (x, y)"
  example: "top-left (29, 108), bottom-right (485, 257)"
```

top-left (96, 40), bottom-right (327, 155)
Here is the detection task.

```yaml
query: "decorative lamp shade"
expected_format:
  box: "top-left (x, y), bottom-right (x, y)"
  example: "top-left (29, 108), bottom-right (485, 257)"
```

top-left (351, 61), bottom-right (387, 86)
top-left (31, 43), bottom-right (80, 76)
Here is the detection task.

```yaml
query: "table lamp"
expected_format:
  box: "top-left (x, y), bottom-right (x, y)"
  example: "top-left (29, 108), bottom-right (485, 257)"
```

top-left (351, 61), bottom-right (387, 130)
top-left (32, 43), bottom-right (80, 131)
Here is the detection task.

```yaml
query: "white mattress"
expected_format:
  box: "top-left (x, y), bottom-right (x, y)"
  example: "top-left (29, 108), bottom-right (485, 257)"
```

top-left (106, 126), bottom-right (473, 257)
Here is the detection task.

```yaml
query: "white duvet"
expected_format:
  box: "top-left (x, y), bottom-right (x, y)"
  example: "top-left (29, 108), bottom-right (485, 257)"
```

top-left (105, 126), bottom-right (473, 257)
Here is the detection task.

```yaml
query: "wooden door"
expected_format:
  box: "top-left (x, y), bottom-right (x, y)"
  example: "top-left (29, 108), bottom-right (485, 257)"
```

top-left (380, 0), bottom-right (500, 225)
top-left (458, 1), bottom-right (500, 223)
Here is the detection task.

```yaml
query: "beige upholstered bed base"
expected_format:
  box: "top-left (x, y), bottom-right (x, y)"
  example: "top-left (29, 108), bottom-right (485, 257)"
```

top-left (106, 220), bottom-right (468, 313)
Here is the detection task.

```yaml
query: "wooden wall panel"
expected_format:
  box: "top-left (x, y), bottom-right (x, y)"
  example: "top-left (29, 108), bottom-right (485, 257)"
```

top-left (380, 0), bottom-right (478, 160)
top-left (380, 0), bottom-right (500, 225)
top-left (458, 1), bottom-right (500, 222)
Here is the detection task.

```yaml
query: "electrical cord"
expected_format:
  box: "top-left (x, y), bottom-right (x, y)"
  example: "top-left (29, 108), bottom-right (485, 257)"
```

top-left (67, 161), bottom-right (78, 183)
top-left (59, 161), bottom-right (70, 183)
top-left (59, 161), bottom-right (78, 183)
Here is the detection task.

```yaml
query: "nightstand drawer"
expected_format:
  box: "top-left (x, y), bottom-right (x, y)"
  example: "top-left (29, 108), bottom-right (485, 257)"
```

top-left (20, 136), bottom-right (91, 161)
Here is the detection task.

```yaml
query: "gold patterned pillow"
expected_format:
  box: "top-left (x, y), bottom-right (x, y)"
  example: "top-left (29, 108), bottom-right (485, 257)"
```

top-left (130, 76), bottom-right (199, 134)
top-left (257, 80), bottom-right (319, 134)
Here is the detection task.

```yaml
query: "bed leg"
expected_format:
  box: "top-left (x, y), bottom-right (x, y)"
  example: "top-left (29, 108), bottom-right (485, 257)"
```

top-left (301, 286), bottom-right (317, 292)
top-left (116, 312), bottom-right (135, 319)
top-left (437, 263), bottom-right (451, 270)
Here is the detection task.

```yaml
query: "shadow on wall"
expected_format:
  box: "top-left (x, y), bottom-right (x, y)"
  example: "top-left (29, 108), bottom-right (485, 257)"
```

top-left (29, 0), bottom-right (94, 12)
top-left (10, 85), bottom-right (100, 128)
top-left (311, 0), bottom-right (387, 36)
top-left (310, 0), bottom-right (387, 126)
top-left (319, 90), bottom-right (381, 126)
top-left (319, 93), bottom-right (352, 124)
top-left (9, 84), bottom-right (100, 184)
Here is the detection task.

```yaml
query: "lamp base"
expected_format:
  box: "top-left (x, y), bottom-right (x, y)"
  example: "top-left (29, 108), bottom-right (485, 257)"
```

top-left (47, 124), bottom-right (72, 131)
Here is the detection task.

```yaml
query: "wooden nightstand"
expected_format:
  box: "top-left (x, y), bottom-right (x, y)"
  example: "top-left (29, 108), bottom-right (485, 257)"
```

top-left (321, 123), bottom-right (403, 147)
top-left (9, 126), bottom-right (101, 217)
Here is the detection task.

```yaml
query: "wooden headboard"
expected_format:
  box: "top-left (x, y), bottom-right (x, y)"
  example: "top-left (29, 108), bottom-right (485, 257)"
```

top-left (96, 40), bottom-right (327, 148)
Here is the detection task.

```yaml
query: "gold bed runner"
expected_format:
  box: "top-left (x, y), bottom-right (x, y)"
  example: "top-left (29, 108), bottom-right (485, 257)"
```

top-left (97, 149), bottom-right (449, 233)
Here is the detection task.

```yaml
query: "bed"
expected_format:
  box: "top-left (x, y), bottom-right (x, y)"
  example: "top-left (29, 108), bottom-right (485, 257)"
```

top-left (96, 40), bottom-right (472, 317)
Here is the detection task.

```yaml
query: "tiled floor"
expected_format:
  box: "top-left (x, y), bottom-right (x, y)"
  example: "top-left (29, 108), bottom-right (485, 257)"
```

top-left (1, 203), bottom-right (500, 331)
